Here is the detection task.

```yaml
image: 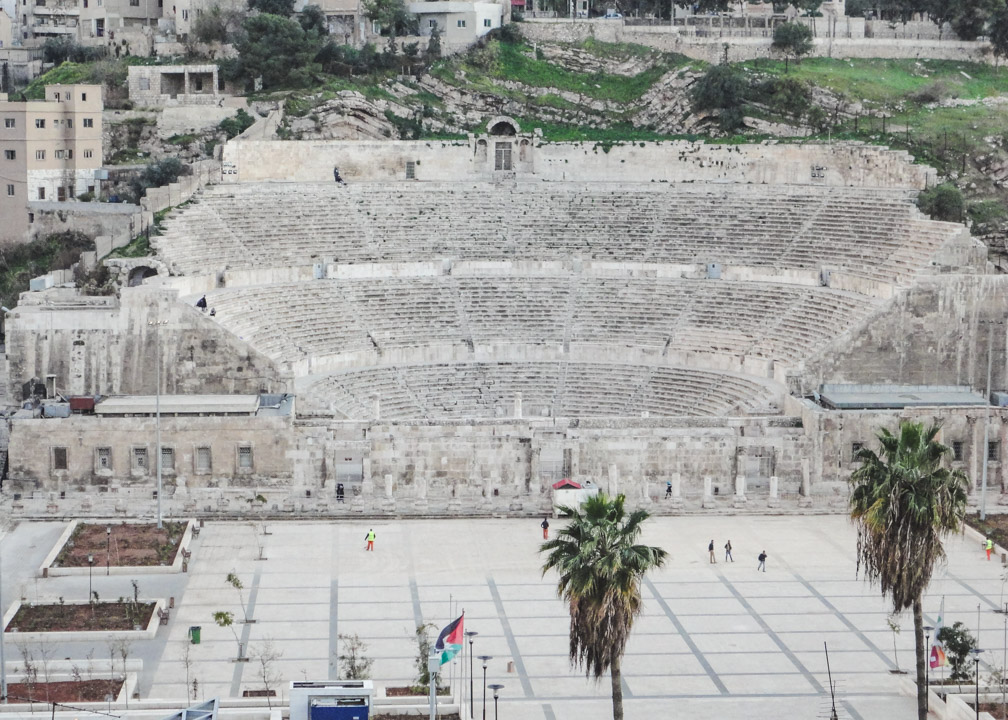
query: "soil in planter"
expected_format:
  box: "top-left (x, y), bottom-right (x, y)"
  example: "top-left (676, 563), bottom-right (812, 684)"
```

top-left (6, 679), bottom-right (123, 704)
top-left (54, 521), bottom-right (187, 568)
top-left (6, 601), bottom-right (157, 632)
top-left (386, 686), bottom-right (452, 697)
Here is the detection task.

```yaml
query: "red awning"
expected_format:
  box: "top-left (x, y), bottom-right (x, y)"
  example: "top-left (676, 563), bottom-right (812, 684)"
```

top-left (551, 479), bottom-right (581, 490)
top-left (511, 0), bottom-right (526, 5)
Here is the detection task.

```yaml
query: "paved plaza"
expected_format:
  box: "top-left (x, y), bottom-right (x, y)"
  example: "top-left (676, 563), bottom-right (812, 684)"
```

top-left (1, 513), bottom-right (1005, 719)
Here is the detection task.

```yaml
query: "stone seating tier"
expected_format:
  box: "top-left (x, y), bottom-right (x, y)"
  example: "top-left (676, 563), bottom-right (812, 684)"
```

top-left (299, 362), bottom-right (778, 420)
top-left (153, 183), bottom-right (942, 284)
top-left (206, 276), bottom-right (881, 370)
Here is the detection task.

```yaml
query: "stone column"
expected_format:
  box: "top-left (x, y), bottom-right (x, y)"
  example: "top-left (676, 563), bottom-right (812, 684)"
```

top-left (768, 475), bottom-right (779, 508)
top-left (381, 473), bottom-right (396, 513)
top-left (372, 397), bottom-right (381, 421)
top-left (414, 475), bottom-right (428, 512)
top-left (799, 460), bottom-right (813, 507)
top-left (514, 392), bottom-right (522, 419)
top-left (702, 476), bottom-right (716, 508)
top-left (733, 474), bottom-right (747, 507)
top-left (670, 472), bottom-right (684, 510)
top-left (608, 463), bottom-right (619, 496)
top-left (638, 476), bottom-right (651, 504)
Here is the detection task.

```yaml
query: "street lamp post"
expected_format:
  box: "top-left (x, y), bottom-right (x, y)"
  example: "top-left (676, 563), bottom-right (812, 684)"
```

top-left (88, 554), bottom-right (94, 600)
top-left (477, 655), bottom-right (492, 720)
top-left (106, 525), bottom-right (111, 575)
top-left (924, 624), bottom-right (934, 711)
top-left (972, 648), bottom-right (983, 720)
top-left (488, 684), bottom-right (503, 720)
top-left (1, 536), bottom-right (7, 702)
top-left (465, 630), bottom-right (478, 719)
top-left (149, 318), bottom-right (168, 529)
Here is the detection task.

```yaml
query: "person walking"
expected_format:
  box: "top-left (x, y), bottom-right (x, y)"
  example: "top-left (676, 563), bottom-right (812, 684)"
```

top-left (987, 536), bottom-right (994, 560)
top-left (757, 550), bottom-right (767, 572)
top-left (725, 539), bottom-right (733, 562)
top-left (365, 528), bottom-right (375, 551)
top-left (708, 539), bottom-right (716, 564)
top-left (541, 516), bottom-right (550, 540)
top-left (665, 480), bottom-right (672, 499)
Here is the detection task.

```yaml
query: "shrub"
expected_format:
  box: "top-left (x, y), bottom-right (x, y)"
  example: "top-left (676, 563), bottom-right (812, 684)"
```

top-left (219, 108), bottom-right (256, 139)
top-left (690, 64), bottom-right (747, 131)
top-left (128, 157), bottom-right (187, 204)
top-left (936, 622), bottom-right (977, 682)
top-left (918, 183), bottom-right (964, 223)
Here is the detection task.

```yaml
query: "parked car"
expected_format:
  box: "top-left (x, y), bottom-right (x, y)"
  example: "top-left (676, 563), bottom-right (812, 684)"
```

top-left (603, 10), bottom-right (623, 18)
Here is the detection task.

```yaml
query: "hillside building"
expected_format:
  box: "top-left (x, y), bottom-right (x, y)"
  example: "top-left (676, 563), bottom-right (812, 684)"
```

top-left (408, 1), bottom-right (503, 43)
top-left (0, 83), bottom-right (103, 245)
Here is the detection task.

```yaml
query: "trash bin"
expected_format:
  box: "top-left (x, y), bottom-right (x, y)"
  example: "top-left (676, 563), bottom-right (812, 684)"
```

top-left (190, 626), bottom-right (201, 644)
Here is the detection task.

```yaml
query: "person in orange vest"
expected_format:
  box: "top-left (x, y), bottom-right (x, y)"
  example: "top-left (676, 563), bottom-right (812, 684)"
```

top-left (987, 536), bottom-right (994, 560)
top-left (365, 528), bottom-right (375, 551)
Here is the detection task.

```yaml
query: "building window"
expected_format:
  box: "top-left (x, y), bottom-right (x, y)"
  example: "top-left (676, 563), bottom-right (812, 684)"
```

top-left (67, 149), bottom-right (73, 159)
top-left (484, 17), bottom-right (491, 26)
top-left (81, 92), bottom-right (87, 101)
top-left (428, 18), bottom-right (436, 27)
top-left (4, 150), bottom-right (15, 160)
top-left (238, 445), bottom-right (253, 471)
top-left (84, 149), bottom-right (93, 158)
top-left (139, 77), bottom-right (150, 90)
top-left (83, 118), bottom-right (94, 128)
top-left (196, 446), bottom-right (212, 473)
top-left (133, 447), bottom-right (148, 472)
top-left (52, 447), bottom-right (68, 470)
top-left (5, 185), bottom-right (12, 196)
top-left (55, 149), bottom-right (64, 159)
top-left (405, 161), bottom-right (415, 179)
top-left (952, 441), bottom-right (964, 462)
top-left (989, 441), bottom-right (1001, 462)
top-left (851, 442), bottom-right (863, 462)
top-left (34, 118), bottom-right (45, 128)
top-left (3, 118), bottom-right (13, 128)
top-left (35, 149), bottom-right (45, 160)
top-left (161, 446), bottom-right (175, 471)
top-left (66, 118), bottom-right (73, 128)
top-left (181, 8), bottom-right (188, 18)
top-left (129, 0), bottom-right (139, 5)
top-left (457, 19), bottom-right (466, 26)
top-left (57, 186), bottom-right (66, 201)
top-left (37, 187), bottom-right (44, 199)
top-left (96, 447), bottom-right (112, 470)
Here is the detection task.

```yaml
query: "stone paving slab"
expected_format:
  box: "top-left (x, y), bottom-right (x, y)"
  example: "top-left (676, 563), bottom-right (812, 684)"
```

top-left (3, 514), bottom-right (1007, 719)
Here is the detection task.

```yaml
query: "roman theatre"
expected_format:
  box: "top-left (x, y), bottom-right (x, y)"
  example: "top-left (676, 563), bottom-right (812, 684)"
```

top-left (4, 118), bottom-right (1007, 517)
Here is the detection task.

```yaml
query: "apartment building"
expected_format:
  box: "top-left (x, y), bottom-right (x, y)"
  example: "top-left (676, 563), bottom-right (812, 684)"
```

top-left (0, 83), bottom-right (102, 245)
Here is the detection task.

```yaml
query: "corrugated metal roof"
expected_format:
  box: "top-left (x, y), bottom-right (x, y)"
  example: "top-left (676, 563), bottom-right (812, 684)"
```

top-left (819, 384), bottom-right (987, 410)
top-left (95, 395), bottom-right (261, 415)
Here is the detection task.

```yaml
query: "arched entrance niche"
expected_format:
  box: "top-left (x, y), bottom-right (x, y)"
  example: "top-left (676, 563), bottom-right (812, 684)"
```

top-left (470, 116), bottom-right (539, 177)
top-left (128, 266), bottom-right (159, 287)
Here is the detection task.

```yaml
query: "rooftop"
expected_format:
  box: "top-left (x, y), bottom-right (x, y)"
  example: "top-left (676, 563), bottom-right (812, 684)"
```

top-left (818, 384), bottom-right (988, 410)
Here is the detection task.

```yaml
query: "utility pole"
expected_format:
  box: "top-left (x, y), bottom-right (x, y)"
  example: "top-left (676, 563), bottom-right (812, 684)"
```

top-left (981, 322), bottom-right (993, 521)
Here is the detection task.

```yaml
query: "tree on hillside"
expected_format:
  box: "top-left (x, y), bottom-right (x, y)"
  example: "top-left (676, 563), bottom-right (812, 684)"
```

top-left (690, 64), bottom-right (747, 131)
top-left (923, 0), bottom-right (956, 39)
top-left (248, 0), bottom-right (294, 16)
top-left (363, 0), bottom-right (417, 36)
top-left (949, 0), bottom-right (999, 40)
top-left (298, 4), bottom-right (329, 34)
top-left (849, 420), bottom-right (969, 720)
top-left (772, 22), bottom-right (814, 71)
top-left (193, 4), bottom-right (247, 44)
top-left (991, 3), bottom-right (1008, 63)
top-left (917, 183), bottom-right (964, 222)
top-left (540, 493), bottom-right (667, 720)
top-left (235, 13), bottom-right (323, 88)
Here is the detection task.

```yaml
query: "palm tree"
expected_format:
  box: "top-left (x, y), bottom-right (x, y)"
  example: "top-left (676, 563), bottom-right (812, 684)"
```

top-left (539, 492), bottom-right (667, 720)
top-left (849, 420), bottom-right (969, 720)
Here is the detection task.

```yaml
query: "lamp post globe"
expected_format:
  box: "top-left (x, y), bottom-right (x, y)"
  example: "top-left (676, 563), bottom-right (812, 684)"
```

top-left (488, 683), bottom-right (503, 720)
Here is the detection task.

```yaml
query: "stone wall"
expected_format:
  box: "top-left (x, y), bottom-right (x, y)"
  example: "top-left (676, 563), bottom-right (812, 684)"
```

top-left (519, 20), bottom-right (991, 64)
top-left (7, 413), bottom-right (294, 494)
top-left (4, 285), bottom-right (289, 401)
top-left (223, 138), bottom-right (934, 189)
top-left (797, 274), bottom-right (1008, 396)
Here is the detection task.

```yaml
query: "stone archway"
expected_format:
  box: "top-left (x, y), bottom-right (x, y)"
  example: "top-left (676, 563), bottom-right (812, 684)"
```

top-left (128, 266), bottom-right (159, 287)
top-left (487, 116), bottom-right (520, 136)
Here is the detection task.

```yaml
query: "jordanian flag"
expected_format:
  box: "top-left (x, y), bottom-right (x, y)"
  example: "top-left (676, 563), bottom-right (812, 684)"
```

top-left (435, 614), bottom-right (464, 666)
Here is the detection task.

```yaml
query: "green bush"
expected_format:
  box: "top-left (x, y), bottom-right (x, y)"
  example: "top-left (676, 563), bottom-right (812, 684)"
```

top-left (691, 64), bottom-right (747, 131)
top-left (918, 183), bottom-right (964, 222)
top-left (936, 621), bottom-right (977, 682)
top-left (128, 157), bottom-right (187, 204)
top-left (219, 108), bottom-right (256, 139)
